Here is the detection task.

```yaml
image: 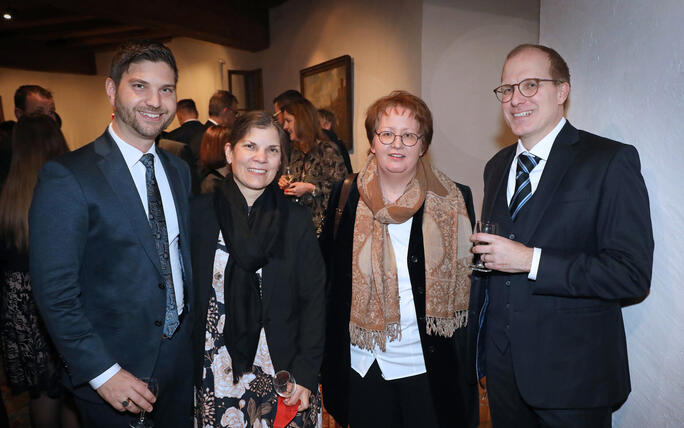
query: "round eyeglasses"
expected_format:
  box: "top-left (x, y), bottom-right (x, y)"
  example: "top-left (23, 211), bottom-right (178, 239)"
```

top-left (375, 130), bottom-right (422, 147)
top-left (493, 78), bottom-right (564, 103)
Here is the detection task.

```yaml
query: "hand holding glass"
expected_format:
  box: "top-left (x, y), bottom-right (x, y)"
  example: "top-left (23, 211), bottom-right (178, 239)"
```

top-left (470, 220), bottom-right (498, 273)
top-left (129, 377), bottom-right (158, 428)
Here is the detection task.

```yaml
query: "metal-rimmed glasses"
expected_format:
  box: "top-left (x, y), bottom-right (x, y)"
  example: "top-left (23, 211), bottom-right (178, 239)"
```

top-left (493, 78), bottom-right (564, 103)
top-left (374, 130), bottom-right (423, 147)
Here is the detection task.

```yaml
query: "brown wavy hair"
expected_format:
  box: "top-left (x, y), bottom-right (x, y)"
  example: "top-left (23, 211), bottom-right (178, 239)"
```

top-left (364, 90), bottom-right (433, 153)
top-left (200, 125), bottom-right (230, 170)
top-left (228, 111), bottom-right (289, 175)
top-left (281, 98), bottom-right (327, 153)
top-left (0, 114), bottom-right (69, 251)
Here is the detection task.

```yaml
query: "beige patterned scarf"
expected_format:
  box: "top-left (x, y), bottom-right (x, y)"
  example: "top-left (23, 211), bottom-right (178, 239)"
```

top-left (350, 154), bottom-right (472, 351)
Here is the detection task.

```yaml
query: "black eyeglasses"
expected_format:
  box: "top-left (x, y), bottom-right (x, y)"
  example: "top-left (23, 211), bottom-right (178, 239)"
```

top-left (375, 131), bottom-right (422, 147)
top-left (493, 78), bottom-right (564, 103)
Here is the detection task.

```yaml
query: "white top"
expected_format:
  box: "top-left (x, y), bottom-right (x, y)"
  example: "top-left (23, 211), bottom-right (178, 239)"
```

top-left (90, 124), bottom-right (185, 389)
top-left (506, 117), bottom-right (566, 280)
top-left (350, 217), bottom-right (427, 381)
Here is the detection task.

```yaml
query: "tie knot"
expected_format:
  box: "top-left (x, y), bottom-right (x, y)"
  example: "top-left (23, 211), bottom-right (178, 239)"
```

top-left (518, 152), bottom-right (540, 172)
top-left (140, 153), bottom-right (155, 171)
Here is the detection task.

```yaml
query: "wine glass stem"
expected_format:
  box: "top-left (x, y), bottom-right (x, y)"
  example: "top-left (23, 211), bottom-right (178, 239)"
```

top-left (139, 411), bottom-right (146, 422)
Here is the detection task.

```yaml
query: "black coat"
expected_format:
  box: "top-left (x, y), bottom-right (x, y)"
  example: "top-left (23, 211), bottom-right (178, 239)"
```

top-left (319, 176), bottom-right (478, 428)
top-left (190, 192), bottom-right (326, 392)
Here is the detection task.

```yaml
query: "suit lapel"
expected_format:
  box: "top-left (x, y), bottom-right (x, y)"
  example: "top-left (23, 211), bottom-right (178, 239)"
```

top-left (484, 146), bottom-right (516, 220)
top-left (518, 121), bottom-right (580, 244)
top-left (95, 131), bottom-right (162, 275)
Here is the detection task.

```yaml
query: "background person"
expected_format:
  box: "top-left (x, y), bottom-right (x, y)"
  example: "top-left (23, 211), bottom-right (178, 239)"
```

top-left (0, 115), bottom-right (80, 428)
top-left (278, 98), bottom-right (347, 236)
top-left (320, 91), bottom-right (478, 428)
top-left (199, 125), bottom-right (230, 194)
top-left (191, 111), bottom-right (325, 427)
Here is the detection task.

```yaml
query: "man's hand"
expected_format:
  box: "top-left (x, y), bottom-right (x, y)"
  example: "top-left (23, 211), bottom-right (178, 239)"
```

top-left (283, 182), bottom-right (315, 198)
top-left (96, 369), bottom-right (156, 413)
top-left (470, 232), bottom-right (534, 273)
top-left (284, 384), bottom-right (312, 412)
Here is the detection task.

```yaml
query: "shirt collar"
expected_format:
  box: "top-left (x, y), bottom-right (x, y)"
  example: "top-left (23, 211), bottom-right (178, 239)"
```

top-left (207, 118), bottom-right (218, 126)
top-left (107, 123), bottom-right (158, 170)
top-left (182, 118), bottom-right (200, 124)
top-left (515, 117), bottom-right (566, 161)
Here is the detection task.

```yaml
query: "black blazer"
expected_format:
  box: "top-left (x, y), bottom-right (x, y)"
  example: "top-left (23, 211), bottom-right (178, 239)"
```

top-left (190, 192), bottom-right (326, 392)
top-left (319, 176), bottom-right (478, 428)
top-left (164, 119), bottom-right (204, 145)
top-left (29, 130), bottom-right (193, 401)
top-left (469, 121), bottom-right (654, 408)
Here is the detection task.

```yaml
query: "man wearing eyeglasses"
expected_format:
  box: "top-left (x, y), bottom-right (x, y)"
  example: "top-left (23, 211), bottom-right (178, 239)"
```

top-left (468, 44), bottom-right (653, 427)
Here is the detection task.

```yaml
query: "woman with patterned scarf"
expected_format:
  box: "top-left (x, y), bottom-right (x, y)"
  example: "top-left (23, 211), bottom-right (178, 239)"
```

top-left (320, 91), bottom-right (478, 428)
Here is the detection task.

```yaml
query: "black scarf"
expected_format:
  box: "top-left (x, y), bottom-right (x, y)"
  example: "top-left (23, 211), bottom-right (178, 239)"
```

top-left (213, 176), bottom-right (287, 382)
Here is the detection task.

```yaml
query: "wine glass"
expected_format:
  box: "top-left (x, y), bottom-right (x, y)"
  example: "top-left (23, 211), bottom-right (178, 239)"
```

top-left (469, 220), bottom-right (499, 273)
top-left (282, 166), bottom-right (294, 185)
top-left (273, 370), bottom-right (297, 398)
top-left (130, 377), bottom-right (158, 428)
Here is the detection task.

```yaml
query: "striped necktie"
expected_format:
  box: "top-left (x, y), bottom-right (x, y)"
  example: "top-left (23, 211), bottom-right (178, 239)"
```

top-left (509, 152), bottom-right (541, 221)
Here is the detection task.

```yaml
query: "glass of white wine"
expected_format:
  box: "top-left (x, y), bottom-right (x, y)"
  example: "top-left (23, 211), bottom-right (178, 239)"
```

top-left (469, 220), bottom-right (499, 273)
top-left (129, 377), bottom-right (158, 428)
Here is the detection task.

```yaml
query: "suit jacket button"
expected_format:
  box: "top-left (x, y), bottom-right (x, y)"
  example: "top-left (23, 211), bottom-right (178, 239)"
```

top-left (505, 280), bottom-right (511, 286)
top-left (508, 233), bottom-right (516, 239)
top-left (158, 283), bottom-right (165, 289)
top-left (154, 320), bottom-right (162, 327)
top-left (409, 255), bottom-right (419, 264)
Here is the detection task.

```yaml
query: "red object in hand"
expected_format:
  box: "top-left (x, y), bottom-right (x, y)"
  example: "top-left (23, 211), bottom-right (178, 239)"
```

top-left (274, 396), bottom-right (299, 428)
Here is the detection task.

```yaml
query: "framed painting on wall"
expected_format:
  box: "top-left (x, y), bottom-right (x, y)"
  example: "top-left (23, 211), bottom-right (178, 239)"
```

top-left (300, 55), bottom-right (353, 152)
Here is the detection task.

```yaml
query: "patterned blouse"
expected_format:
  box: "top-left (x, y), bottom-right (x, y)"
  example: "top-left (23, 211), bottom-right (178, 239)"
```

top-left (288, 140), bottom-right (348, 236)
top-left (195, 232), bottom-right (320, 428)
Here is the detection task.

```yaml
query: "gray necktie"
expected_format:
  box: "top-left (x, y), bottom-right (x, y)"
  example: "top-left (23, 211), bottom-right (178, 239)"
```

top-left (140, 153), bottom-right (179, 336)
top-left (509, 152), bottom-right (541, 221)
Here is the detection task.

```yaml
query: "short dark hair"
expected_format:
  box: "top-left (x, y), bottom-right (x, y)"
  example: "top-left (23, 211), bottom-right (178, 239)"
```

top-left (318, 108), bottom-right (336, 129)
top-left (108, 40), bottom-right (178, 87)
top-left (506, 44), bottom-right (571, 84)
top-left (273, 90), bottom-right (304, 109)
top-left (176, 99), bottom-right (198, 115)
top-left (228, 111), bottom-right (289, 174)
top-left (14, 85), bottom-right (53, 111)
top-left (208, 91), bottom-right (238, 117)
top-left (364, 90), bottom-right (433, 153)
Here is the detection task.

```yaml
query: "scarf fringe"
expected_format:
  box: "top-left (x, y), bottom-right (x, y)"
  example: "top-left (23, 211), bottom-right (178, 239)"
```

top-left (349, 322), bottom-right (401, 352)
top-left (426, 310), bottom-right (468, 337)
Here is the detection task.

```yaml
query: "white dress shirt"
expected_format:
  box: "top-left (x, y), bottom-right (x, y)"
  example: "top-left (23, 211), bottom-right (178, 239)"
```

top-left (90, 124), bottom-right (185, 389)
top-left (506, 117), bottom-right (566, 280)
top-left (350, 218), bottom-right (428, 381)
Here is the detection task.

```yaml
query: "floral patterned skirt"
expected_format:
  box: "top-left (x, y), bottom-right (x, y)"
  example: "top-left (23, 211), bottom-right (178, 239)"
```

top-left (195, 233), bottom-right (320, 428)
top-left (0, 270), bottom-right (62, 398)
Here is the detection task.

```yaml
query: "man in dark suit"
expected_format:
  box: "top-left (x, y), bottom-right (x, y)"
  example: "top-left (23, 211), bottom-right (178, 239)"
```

top-left (469, 44), bottom-right (653, 427)
top-left (163, 98), bottom-right (203, 144)
top-left (30, 40), bottom-right (193, 428)
top-left (189, 90), bottom-right (238, 162)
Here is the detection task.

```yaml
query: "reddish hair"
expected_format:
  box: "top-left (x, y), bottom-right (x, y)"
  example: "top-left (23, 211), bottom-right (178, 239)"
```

top-left (200, 125), bottom-right (230, 170)
top-left (364, 90), bottom-right (433, 153)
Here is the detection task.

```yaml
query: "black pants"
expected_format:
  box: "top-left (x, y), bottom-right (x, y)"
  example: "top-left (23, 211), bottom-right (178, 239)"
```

top-left (75, 314), bottom-right (194, 428)
top-left (348, 361), bottom-right (439, 428)
top-left (485, 334), bottom-right (611, 428)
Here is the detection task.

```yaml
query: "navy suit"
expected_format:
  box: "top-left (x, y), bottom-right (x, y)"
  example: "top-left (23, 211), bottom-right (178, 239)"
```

top-left (29, 130), bottom-right (194, 427)
top-left (468, 121), bottom-right (653, 425)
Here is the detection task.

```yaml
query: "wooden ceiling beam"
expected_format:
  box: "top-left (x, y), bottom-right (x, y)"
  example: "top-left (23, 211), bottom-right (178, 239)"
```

top-left (0, 37), bottom-right (96, 75)
top-left (29, 24), bottom-right (146, 41)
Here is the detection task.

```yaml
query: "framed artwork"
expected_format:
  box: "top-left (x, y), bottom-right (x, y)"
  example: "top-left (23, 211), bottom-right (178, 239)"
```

top-left (300, 55), bottom-right (353, 151)
top-left (0, 96), bottom-right (4, 122)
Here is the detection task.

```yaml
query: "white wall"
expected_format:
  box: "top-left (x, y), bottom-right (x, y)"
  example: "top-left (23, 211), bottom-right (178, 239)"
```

top-left (541, 1), bottom-right (684, 426)
top-left (262, 0), bottom-right (423, 171)
top-left (421, 0), bottom-right (539, 215)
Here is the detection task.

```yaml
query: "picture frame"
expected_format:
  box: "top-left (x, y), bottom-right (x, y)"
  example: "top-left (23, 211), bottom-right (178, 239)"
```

top-left (300, 55), bottom-right (353, 152)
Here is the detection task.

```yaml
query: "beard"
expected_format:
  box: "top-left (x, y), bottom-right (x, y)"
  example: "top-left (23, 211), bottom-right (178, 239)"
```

top-left (114, 95), bottom-right (174, 139)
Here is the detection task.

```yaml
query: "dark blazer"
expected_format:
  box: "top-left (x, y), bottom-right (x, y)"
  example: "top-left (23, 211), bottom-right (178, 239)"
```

top-left (29, 130), bottom-right (193, 402)
top-left (469, 121), bottom-right (654, 408)
top-left (189, 120), bottom-right (213, 162)
top-left (319, 176), bottom-right (478, 428)
top-left (190, 192), bottom-right (326, 392)
top-left (164, 119), bottom-right (204, 145)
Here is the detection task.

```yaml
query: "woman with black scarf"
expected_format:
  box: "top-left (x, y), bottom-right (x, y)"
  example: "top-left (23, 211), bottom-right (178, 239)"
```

top-left (191, 111), bottom-right (325, 427)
